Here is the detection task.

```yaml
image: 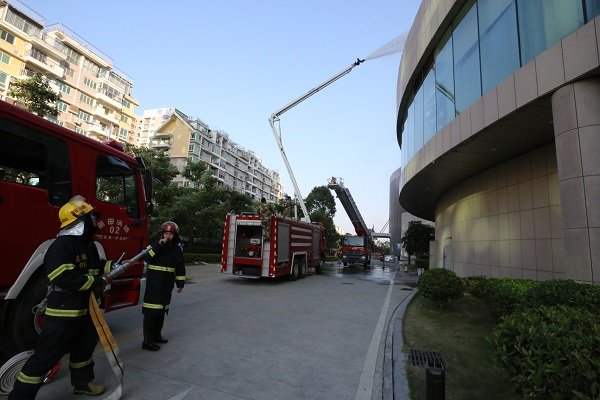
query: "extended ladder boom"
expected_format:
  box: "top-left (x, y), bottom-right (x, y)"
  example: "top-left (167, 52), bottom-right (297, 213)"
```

top-left (269, 59), bottom-right (364, 223)
top-left (327, 177), bottom-right (370, 238)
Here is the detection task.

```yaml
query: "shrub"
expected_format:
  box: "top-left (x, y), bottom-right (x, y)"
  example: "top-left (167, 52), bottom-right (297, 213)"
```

top-left (463, 276), bottom-right (490, 298)
top-left (493, 305), bottom-right (600, 399)
top-left (521, 279), bottom-right (600, 314)
top-left (414, 256), bottom-right (429, 270)
top-left (418, 268), bottom-right (465, 306)
top-left (483, 278), bottom-right (538, 318)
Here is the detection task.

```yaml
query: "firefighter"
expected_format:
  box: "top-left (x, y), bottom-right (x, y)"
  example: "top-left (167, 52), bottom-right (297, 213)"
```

top-left (9, 196), bottom-right (112, 399)
top-left (256, 197), bottom-right (274, 240)
top-left (141, 221), bottom-right (185, 351)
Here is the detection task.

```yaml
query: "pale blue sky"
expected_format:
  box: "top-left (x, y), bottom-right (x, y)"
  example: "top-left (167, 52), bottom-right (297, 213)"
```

top-left (21, 0), bottom-right (421, 234)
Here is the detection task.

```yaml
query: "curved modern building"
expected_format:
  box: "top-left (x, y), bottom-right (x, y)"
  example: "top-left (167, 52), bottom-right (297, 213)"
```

top-left (396, 0), bottom-right (600, 283)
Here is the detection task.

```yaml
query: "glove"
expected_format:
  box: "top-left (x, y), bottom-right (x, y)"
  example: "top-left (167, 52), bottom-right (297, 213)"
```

top-left (101, 274), bottom-right (112, 286)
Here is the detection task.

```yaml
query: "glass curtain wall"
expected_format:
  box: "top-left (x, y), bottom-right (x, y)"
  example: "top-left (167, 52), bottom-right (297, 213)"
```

top-left (518, 0), bottom-right (583, 64)
top-left (479, 0), bottom-right (520, 94)
top-left (400, 0), bottom-right (598, 170)
top-left (435, 32), bottom-right (454, 133)
top-left (453, 2), bottom-right (481, 114)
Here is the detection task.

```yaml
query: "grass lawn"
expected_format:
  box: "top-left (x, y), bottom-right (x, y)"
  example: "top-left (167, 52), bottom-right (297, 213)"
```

top-left (402, 293), bottom-right (521, 400)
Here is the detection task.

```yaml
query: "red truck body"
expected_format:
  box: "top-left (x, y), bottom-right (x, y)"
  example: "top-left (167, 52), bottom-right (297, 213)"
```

top-left (221, 213), bottom-right (325, 279)
top-left (0, 100), bottom-right (151, 356)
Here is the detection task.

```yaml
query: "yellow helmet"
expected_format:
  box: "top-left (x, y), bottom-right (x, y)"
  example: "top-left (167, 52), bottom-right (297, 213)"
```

top-left (58, 195), bottom-right (95, 229)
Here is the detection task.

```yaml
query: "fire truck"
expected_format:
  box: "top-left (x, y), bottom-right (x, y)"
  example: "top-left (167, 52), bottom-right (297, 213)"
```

top-left (221, 213), bottom-right (325, 279)
top-left (0, 100), bottom-right (152, 360)
top-left (327, 177), bottom-right (373, 269)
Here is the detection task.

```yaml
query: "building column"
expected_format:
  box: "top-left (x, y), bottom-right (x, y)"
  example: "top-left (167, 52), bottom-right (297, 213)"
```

top-left (551, 78), bottom-right (600, 283)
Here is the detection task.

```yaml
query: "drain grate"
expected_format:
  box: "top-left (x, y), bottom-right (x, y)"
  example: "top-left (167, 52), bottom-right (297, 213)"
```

top-left (407, 349), bottom-right (446, 370)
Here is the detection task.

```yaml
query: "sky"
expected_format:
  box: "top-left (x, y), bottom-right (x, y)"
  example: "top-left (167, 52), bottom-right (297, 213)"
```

top-left (20, 0), bottom-right (421, 235)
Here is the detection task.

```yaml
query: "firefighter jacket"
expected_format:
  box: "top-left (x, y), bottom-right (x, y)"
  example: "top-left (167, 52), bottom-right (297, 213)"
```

top-left (44, 235), bottom-right (107, 319)
top-left (142, 239), bottom-right (185, 316)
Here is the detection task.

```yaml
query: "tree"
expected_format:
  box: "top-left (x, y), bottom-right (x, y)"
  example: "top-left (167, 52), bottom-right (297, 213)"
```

top-left (182, 160), bottom-right (208, 186)
top-left (305, 186), bottom-right (341, 249)
top-left (8, 72), bottom-right (60, 117)
top-left (305, 186), bottom-right (336, 218)
top-left (400, 221), bottom-right (435, 264)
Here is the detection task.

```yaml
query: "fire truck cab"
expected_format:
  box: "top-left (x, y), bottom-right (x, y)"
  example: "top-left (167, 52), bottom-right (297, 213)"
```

top-left (0, 100), bottom-right (152, 357)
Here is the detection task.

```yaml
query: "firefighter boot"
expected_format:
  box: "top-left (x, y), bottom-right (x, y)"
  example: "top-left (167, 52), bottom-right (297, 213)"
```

top-left (73, 382), bottom-right (105, 396)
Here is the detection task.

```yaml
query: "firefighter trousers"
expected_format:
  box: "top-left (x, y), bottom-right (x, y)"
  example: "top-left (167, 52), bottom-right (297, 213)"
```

top-left (8, 314), bottom-right (98, 400)
top-left (143, 313), bottom-right (165, 345)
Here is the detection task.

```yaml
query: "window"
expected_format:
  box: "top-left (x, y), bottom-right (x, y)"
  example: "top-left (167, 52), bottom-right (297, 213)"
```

top-left (587, 0), bottom-right (600, 19)
top-left (453, 2), bottom-right (481, 114)
top-left (422, 67), bottom-right (436, 143)
top-left (120, 114), bottom-right (129, 123)
top-left (518, 0), bottom-right (584, 64)
top-left (119, 128), bottom-right (127, 138)
top-left (435, 33), bottom-right (455, 131)
top-left (55, 81), bottom-right (71, 94)
top-left (96, 156), bottom-right (139, 218)
top-left (77, 110), bottom-right (92, 122)
top-left (479, 0), bottom-right (520, 94)
top-left (83, 77), bottom-right (97, 90)
top-left (0, 29), bottom-right (15, 44)
top-left (79, 93), bottom-right (94, 106)
top-left (0, 71), bottom-right (7, 89)
top-left (0, 120), bottom-right (71, 205)
top-left (82, 59), bottom-right (100, 75)
top-left (56, 100), bottom-right (68, 112)
top-left (0, 51), bottom-right (10, 65)
top-left (5, 9), bottom-right (42, 37)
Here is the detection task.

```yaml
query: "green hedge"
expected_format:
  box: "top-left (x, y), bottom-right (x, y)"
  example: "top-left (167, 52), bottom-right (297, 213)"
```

top-left (481, 278), bottom-right (538, 318)
top-left (493, 305), bottom-right (600, 399)
top-left (418, 268), bottom-right (465, 306)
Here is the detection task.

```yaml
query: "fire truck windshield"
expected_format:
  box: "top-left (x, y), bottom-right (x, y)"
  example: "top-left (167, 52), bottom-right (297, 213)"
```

top-left (343, 236), bottom-right (365, 246)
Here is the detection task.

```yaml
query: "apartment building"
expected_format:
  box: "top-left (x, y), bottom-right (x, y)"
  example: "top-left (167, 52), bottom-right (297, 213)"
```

top-left (149, 108), bottom-right (284, 201)
top-left (0, 0), bottom-right (139, 146)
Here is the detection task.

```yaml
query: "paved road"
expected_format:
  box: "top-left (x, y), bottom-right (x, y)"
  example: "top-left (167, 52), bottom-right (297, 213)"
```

top-left (32, 262), bottom-right (416, 400)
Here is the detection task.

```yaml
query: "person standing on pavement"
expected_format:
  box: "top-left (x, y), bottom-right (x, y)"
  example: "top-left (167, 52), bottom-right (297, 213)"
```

top-left (141, 221), bottom-right (185, 351)
top-left (9, 196), bottom-right (112, 399)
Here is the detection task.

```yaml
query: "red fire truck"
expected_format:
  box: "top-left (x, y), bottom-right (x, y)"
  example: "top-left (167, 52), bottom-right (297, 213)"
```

top-left (0, 100), bottom-right (152, 358)
top-left (221, 213), bottom-right (325, 279)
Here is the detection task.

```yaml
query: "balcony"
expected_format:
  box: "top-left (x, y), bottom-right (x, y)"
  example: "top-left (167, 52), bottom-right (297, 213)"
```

top-left (23, 51), bottom-right (64, 78)
top-left (92, 106), bottom-right (119, 125)
top-left (149, 138), bottom-right (171, 150)
top-left (87, 123), bottom-right (111, 141)
top-left (29, 35), bottom-right (67, 60)
top-left (94, 90), bottom-right (122, 109)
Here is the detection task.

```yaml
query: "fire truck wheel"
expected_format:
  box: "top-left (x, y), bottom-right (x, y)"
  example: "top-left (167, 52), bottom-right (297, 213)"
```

top-left (298, 260), bottom-right (306, 279)
top-left (2, 274), bottom-right (47, 356)
top-left (288, 260), bottom-right (299, 281)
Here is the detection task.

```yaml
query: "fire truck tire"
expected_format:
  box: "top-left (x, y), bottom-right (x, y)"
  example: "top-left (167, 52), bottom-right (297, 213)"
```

top-left (298, 260), bottom-right (306, 279)
top-left (288, 260), bottom-right (300, 281)
top-left (315, 257), bottom-right (324, 274)
top-left (1, 273), bottom-right (47, 356)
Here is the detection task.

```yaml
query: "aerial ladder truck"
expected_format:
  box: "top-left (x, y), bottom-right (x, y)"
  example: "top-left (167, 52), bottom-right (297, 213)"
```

top-left (327, 177), bottom-right (373, 268)
top-left (221, 59), bottom-right (364, 279)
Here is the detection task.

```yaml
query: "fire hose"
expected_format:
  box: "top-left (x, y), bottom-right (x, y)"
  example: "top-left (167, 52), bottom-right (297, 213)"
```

top-left (90, 246), bottom-right (151, 400)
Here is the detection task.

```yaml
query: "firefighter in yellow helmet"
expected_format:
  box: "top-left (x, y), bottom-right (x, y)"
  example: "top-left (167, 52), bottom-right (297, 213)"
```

top-left (140, 221), bottom-right (186, 351)
top-left (9, 196), bottom-right (112, 399)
